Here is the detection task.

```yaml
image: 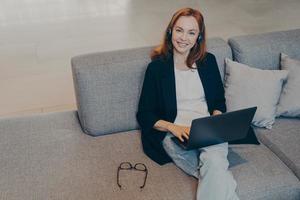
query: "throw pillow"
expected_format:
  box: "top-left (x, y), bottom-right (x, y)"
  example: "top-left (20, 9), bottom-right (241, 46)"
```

top-left (276, 53), bottom-right (300, 117)
top-left (224, 58), bottom-right (288, 129)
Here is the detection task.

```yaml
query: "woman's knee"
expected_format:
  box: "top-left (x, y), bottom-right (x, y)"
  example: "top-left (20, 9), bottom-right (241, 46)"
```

top-left (162, 133), bottom-right (175, 151)
top-left (163, 134), bottom-right (200, 178)
top-left (200, 151), bottom-right (229, 171)
top-left (162, 133), bottom-right (183, 157)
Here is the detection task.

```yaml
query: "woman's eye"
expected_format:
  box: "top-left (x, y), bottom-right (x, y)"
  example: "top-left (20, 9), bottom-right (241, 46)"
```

top-left (189, 32), bottom-right (196, 35)
top-left (175, 29), bottom-right (182, 32)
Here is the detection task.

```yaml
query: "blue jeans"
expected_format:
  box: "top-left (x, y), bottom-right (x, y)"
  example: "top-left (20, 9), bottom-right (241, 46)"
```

top-left (162, 132), bottom-right (239, 200)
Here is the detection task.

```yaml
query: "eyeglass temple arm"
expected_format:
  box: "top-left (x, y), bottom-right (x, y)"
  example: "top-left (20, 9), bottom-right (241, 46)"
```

top-left (140, 169), bottom-right (148, 189)
top-left (117, 167), bottom-right (122, 189)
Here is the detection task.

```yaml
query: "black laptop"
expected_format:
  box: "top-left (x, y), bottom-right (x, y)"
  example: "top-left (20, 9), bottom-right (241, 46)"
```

top-left (171, 107), bottom-right (257, 150)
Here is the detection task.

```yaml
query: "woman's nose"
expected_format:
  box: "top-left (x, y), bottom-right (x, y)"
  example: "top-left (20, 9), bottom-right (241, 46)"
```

top-left (180, 32), bottom-right (188, 40)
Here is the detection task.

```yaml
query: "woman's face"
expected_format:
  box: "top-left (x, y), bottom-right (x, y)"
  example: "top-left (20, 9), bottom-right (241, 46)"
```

top-left (171, 16), bottom-right (200, 55)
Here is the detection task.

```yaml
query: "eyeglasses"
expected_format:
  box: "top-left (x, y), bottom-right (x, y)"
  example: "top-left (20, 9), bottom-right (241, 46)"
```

top-left (117, 162), bottom-right (148, 189)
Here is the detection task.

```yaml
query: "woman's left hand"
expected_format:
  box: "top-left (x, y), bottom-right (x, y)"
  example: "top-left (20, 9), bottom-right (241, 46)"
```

top-left (212, 110), bottom-right (222, 116)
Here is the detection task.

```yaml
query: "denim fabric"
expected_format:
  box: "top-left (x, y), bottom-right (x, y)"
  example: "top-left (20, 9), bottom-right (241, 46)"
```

top-left (162, 132), bottom-right (239, 200)
top-left (162, 132), bottom-right (201, 178)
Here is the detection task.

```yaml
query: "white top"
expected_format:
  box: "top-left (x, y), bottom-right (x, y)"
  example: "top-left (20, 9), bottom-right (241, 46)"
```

top-left (174, 65), bottom-right (210, 126)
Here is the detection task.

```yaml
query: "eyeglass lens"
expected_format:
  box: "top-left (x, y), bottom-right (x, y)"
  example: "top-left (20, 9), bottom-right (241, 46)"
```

top-left (134, 163), bottom-right (146, 171)
top-left (120, 162), bottom-right (132, 169)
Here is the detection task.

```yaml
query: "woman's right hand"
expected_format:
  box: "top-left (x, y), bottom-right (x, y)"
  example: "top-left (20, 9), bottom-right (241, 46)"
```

top-left (167, 123), bottom-right (190, 142)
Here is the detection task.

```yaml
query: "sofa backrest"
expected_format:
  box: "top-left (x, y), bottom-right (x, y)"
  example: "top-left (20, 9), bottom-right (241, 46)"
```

top-left (71, 38), bottom-right (232, 136)
top-left (228, 28), bottom-right (300, 70)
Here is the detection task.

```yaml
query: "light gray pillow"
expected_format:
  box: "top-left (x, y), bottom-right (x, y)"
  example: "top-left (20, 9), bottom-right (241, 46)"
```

top-left (224, 58), bottom-right (288, 129)
top-left (276, 53), bottom-right (300, 117)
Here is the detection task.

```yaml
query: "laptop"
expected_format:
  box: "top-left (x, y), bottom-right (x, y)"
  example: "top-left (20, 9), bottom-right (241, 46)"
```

top-left (171, 106), bottom-right (257, 150)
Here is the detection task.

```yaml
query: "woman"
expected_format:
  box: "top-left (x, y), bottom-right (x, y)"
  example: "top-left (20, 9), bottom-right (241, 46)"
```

top-left (136, 8), bottom-right (239, 200)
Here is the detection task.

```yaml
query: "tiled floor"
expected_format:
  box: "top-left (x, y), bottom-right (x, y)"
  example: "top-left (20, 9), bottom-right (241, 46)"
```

top-left (1, 0), bottom-right (300, 118)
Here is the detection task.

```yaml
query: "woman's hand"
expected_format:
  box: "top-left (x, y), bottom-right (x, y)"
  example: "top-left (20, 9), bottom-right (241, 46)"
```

top-left (212, 110), bottom-right (222, 116)
top-left (167, 124), bottom-right (191, 142)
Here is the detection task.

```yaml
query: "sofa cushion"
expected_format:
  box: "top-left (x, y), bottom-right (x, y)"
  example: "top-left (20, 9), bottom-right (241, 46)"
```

top-left (71, 46), bottom-right (152, 136)
top-left (255, 117), bottom-right (300, 180)
top-left (276, 53), bottom-right (300, 117)
top-left (229, 144), bottom-right (300, 200)
top-left (228, 28), bottom-right (300, 70)
top-left (1, 111), bottom-right (299, 199)
top-left (224, 58), bottom-right (288, 129)
top-left (0, 111), bottom-right (192, 200)
top-left (71, 38), bottom-right (232, 136)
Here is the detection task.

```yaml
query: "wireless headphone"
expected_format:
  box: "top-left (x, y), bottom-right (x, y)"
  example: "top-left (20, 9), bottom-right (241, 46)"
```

top-left (167, 20), bottom-right (205, 44)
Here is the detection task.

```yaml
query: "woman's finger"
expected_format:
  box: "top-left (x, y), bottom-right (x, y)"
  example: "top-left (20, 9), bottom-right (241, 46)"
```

top-left (183, 132), bottom-right (189, 140)
top-left (184, 127), bottom-right (191, 135)
top-left (179, 135), bottom-right (184, 142)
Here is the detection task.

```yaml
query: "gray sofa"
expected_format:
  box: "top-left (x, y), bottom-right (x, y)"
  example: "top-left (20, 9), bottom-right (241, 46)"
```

top-left (1, 29), bottom-right (299, 200)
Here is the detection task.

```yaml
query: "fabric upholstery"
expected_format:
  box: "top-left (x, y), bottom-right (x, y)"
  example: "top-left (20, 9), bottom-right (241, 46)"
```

top-left (228, 28), bottom-right (300, 70)
top-left (224, 58), bottom-right (288, 129)
top-left (71, 46), bottom-right (152, 136)
top-left (71, 38), bottom-right (232, 136)
top-left (255, 117), bottom-right (300, 180)
top-left (0, 111), bottom-right (299, 199)
top-left (229, 144), bottom-right (300, 200)
top-left (276, 53), bottom-right (300, 117)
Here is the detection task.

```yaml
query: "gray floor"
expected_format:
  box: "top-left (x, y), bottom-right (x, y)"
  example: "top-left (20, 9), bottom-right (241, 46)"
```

top-left (1, 0), bottom-right (300, 117)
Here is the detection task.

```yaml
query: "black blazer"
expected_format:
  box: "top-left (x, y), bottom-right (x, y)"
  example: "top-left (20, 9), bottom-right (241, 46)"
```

top-left (136, 52), bottom-right (226, 165)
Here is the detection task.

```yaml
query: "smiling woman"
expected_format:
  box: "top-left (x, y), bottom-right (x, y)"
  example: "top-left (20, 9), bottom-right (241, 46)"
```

top-left (151, 7), bottom-right (206, 69)
top-left (136, 7), bottom-right (239, 200)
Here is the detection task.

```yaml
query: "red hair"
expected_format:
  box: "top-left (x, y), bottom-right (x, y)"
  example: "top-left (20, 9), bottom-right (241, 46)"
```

top-left (151, 8), bottom-right (207, 68)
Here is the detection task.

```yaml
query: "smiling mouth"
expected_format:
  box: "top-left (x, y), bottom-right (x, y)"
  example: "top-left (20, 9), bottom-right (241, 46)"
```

top-left (177, 41), bottom-right (189, 48)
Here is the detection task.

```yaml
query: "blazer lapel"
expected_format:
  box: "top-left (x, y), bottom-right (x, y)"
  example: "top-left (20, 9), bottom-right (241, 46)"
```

top-left (161, 55), bottom-right (177, 119)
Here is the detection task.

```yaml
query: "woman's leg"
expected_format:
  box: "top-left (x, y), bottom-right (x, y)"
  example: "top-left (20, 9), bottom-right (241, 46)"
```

top-left (197, 142), bottom-right (239, 200)
top-left (162, 132), bottom-right (200, 179)
top-left (163, 133), bottom-right (239, 200)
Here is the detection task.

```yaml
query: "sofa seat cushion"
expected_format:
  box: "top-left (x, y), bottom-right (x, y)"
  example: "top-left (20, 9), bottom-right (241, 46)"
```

top-left (229, 144), bottom-right (300, 199)
top-left (0, 113), bottom-right (196, 200)
top-left (255, 117), bottom-right (300, 180)
top-left (1, 111), bottom-right (299, 200)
